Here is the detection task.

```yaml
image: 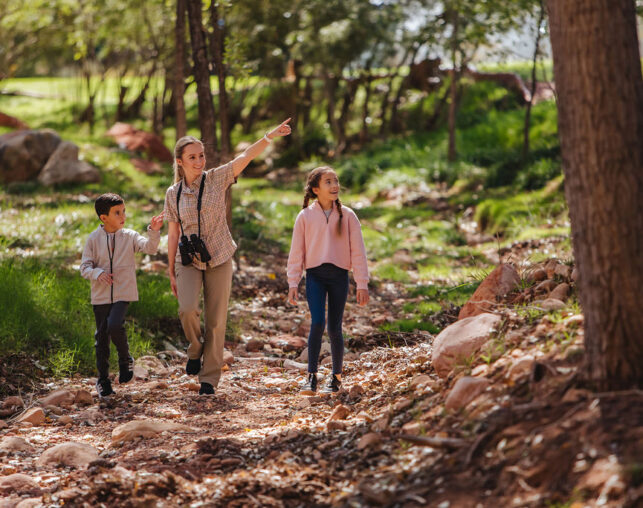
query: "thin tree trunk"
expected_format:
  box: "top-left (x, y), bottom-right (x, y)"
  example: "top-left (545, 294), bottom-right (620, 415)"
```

top-left (379, 43), bottom-right (414, 136)
top-left (447, 9), bottom-right (459, 162)
top-left (336, 79), bottom-right (358, 154)
top-left (174, 0), bottom-right (188, 140)
top-left (324, 73), bottom-right (340, 146)
top-left (124, 63), bottom-right (157, 120)
top-left (360, 72), bottom-right (374, 144)
top-left (301, 77), bottom-right (313, 129)
top-left (522, 0), bottom-right (545, 161)
top-left (186, 0), bottom-right (219, 164)
top-left (209, 1), bottom-right (230, 159)
top-left (546, 0), bottom-right (643, 389)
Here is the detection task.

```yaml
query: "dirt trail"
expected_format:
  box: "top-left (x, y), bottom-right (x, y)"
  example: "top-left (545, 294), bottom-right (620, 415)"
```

top-left (1, 254), bottom-right (641, 507)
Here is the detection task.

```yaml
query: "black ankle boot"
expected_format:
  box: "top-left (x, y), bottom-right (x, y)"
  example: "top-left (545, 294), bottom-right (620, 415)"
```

top-left (322, 374), bottom-right (341, 393)
top-left (119, 356), bottom-right (134, 384)
top-left (186, 357), bottom-right (201, 375)
top-left (301, 373), bottom-right (318, 394)
top-left (199, 382), bottom-right (215, 395)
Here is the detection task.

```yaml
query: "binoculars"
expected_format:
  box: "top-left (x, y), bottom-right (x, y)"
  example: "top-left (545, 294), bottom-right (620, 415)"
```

top-left (179, 234), bottom-right (212, 265)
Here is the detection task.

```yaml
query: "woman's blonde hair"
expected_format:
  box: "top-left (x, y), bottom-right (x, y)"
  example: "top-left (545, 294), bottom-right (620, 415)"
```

top-left (173, 136), bottom-right (203, 183)
top-left (303, 166), bottom-right (343, 234)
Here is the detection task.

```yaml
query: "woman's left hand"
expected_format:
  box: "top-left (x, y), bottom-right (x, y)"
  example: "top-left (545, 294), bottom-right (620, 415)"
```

top-left (266, 118), bottom-right (292, 140)
top-left (356, 289), bottom-right (369, 306)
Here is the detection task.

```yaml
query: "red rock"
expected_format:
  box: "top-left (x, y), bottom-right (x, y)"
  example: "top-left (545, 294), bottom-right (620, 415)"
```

top-left (328, 404), bottom-right (350, 421)
top-left (111, 420), bottom-right (197, 443)
top-left (534, 279), bottom-right (557, 294)
top-left (458, 264), bottom-right (520, 319)
top-left (549, 283), bottom-right (570, 302)
top-left (130, 158), bottom-right (162, 174)
top-left (507, 355), bottom-right (535, 381)
top-left (0, 436), bottom-right (35, 454)
top-left (269, 334), bottom-right (307, 352)
top-left (0, 473), bottom-right (40, 495)
top-left (17, 408), bottom-right (45, 426)
top-left (326, 420), bottom-right (347, 431)
top-left (410, 374), bottom-right (432, 389)
top-left (432, 313), bottom-right (502, 378)
top-left (348, 384), bottom-right (365, 398)
top-left (445, 377), bottom-right (489, 411)
top-left (245, 338), bottom-right (264, 352)
top-left (371, 414), bottom-right (390, 432)
top-left (74, 390), bottom-right (93, 405)
top-left (2, 396), bottom-right (23, 408)
top-left (223, 350), bottom-right (235, 365)
top-left (578, 457), bottom-right (624, 493)
top-left (525, 267), bottom-right (547, 283)
top-left (357, 433), bottom-right (382, 449)
top-left (105, 122), bottom-right (172, 162)
top-left (0, 112), bottom-right (29, 130)
top-left (36, 442), bottom-right (99, 469)
top-left (538, 298), bottom-right (566, 311)
top-left (40, 389), bottom-right (75, 408)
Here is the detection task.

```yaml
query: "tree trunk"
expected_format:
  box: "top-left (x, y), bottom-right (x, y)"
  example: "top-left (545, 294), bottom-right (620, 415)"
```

top-left (447, 10), bottom-right (459, 162)
top-left (186, 0), bottom-right (219, 164)
top-left (336, 79), bottom-right (358, 154)
top-left (174, 0), bottom-right (188, 140)
top-left (522, 0), bottom-right (545, 160)
top-left (360, 73), bottom-right (374, 144)
top-left (546, 0), bottom-right (643, 390)
top-left (209, 1), bottom-right (231, 159)
top-left (324, 73), bottom-right (340, 146)
top-left (123, 63), bottom-right (157, 120)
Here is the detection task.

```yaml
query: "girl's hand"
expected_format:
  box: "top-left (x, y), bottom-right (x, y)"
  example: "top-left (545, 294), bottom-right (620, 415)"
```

top-left (150, 212), bottom-right (164, 231)
top-left (169, 274), bottom-right (178, 299)
top-left (267, 118), bottom-right (292, 140)
top-left (97, 272), bottom-right (113, 286)
top-left (288, 287), bottom-right (298, 305)
top-left (356, 289), bottom-right (369, 306)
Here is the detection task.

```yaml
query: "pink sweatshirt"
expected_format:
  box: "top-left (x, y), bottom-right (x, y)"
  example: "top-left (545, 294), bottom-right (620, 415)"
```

top-left (287, 201), bottom-right (369, 290)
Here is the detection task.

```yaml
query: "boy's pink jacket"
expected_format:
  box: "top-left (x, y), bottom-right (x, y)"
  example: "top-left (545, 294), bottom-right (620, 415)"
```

top-left (287, 201), bottom-right (369, 290)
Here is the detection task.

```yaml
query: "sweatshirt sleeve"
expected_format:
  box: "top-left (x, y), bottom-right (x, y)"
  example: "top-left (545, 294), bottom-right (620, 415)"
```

top-left (347, 211), bottom-right (369, 290)
top-left (79, 236), bottom-right (104, 281)
top-left (286, 212), bottom-right (306, 288)
top-left (133, 227), bottom-right (161, 254)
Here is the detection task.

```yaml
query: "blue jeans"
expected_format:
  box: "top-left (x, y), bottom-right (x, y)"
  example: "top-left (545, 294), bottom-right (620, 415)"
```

top-left (305, 263), bottom-right (349, 375)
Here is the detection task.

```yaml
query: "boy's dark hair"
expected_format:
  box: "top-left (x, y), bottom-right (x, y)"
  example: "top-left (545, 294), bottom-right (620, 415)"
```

top-left (95, 193), bottom-right (124, 218)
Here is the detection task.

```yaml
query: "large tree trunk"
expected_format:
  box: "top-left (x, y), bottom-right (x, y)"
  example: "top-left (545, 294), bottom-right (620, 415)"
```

top-left (209, 1), bottom-right (230, 159)
top-left (522, 0), bottom-right (545, 160)
top-left (186, 0), bottom-right (219, 165)
top-left (174, 0), bottom-right (188, 140)
top-left (546, 0), bottom-right (643, 390)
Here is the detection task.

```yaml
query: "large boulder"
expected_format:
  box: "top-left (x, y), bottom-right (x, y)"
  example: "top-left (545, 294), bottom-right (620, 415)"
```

top-left (36, 442), bottom-right (99, 469)
top-left (0, 112), bottom-right (29, 130)
top-left (0, 473), bottom-right (41, 496)
top-left (111, 419), bottom-right (197, 444)
top-left (38, 141), bottom-right (100, 185)
top-left (458, 264), bottom-right (520, 319)
top-left (432, 313), bottom-right (502, 378)
top-left (106, 123), bottom-right (173, 162)
top-left (0, 129), bottom-right (61, 183)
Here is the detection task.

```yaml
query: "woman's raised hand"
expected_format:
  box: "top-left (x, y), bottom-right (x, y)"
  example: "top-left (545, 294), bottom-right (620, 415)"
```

top-left (267, 118), bottom-right (292, 140)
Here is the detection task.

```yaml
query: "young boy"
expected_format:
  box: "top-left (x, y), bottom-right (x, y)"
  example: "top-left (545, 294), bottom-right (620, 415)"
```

top-left (80, 193), bottom-right (164, 398)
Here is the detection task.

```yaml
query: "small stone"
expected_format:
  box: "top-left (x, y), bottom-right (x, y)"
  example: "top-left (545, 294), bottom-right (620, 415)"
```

top-left (571, 267), bottom-right (579, 282)
top-left (534, 279), bottom-right (558, 293)
top-left (371, 414), bottom-right (390, 432)
top-left (401, 421), bottom-right (422, 435)
top-left (326, 420), bottom-right (347, 431)
top-left (526, 267), bottom-right (547, 283)
top-left (133, 364), bottom-right (149, 379)
top-left (357, 432), bottom-right (381, 450)
top-left (17, 408), bottom-right (45, 426)
top-left (111, 419), bottom-right (198, 443)
top-left (137, 356), bottom-right (169, 375)
top-left (245, 338), bottom-right (264, 352)
top-left (554, 263), bottom-right (572, 280)
top-left (2, 396), bottom-right (24, 409)
top-left (40, 389), bottom-right (75, 408)
top-left (549, 283), bottom-right (570, 302)
top-left (36, 442), bottom-right (100, 469)
top-left (348, 384), bottom-right (365, 398)
top-left (410, 374), bottom-right (431, 389)
top-left (223, 350), bottom-right (234, 365)
top-left (328, 404), bottom-right (350, 421)
top-left (0, 473), bottom-right (41, 495)
top-left (297, 347), bottom-right (309, 363)
top-left (269, 335), bottom-right (307, 352)
top-left (58, 415), bottom-right (73, 425)
top-left (507, 356), bottom-right (535, 381)
top-left (74, 390), bottom-right (93, 406)
top-left (393, 398), bottom-right (413, 412)
top-left (185, 382), bottom-right (200, 392)
top-left (578, 457), bottom-right (624, 493)
top-left (0, 420), bottom-right (7, 429)
top-left (445, 377), bottom-right (489, 411)
top-left (0, 436), bottom-right (35, 454)
top-left (321, 356), bottom-right (332, 366)
top-left (538, 298), bottom-right (566, 311)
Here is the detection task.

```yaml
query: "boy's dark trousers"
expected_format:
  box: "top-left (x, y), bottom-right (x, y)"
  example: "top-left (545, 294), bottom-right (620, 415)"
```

top-left (92, 301), bottom-right (130, 380)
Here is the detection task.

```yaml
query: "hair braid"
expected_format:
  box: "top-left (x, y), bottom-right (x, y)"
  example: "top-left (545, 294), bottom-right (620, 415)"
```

top-left (335, 198), bottom-right (343, 235)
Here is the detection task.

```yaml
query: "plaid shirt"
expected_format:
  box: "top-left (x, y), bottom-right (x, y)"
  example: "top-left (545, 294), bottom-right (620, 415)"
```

top-left (164, 162), bottom-right (237, 270)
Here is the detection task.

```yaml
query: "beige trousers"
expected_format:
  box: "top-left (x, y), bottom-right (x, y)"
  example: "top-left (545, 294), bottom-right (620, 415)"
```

top-left (175, 258), bottom-right (232, 387)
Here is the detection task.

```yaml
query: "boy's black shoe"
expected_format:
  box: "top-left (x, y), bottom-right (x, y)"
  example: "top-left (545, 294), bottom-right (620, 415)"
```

top-left (96, 377), bottom-right (114, 398)
top-left (119, 356), bottom-right (134, 384)
top-left (199, 382), bottom-right (215, 395)
top-left (186, 358), bottom-right (201, 375)
top-left (322, 374), bottom-right (341, 393)
top-left (300, 373), bottom-right (317, 395)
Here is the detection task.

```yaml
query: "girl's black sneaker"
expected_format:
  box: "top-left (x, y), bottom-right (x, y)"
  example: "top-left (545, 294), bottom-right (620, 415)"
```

top-left (199, 382), bottom-right (215, 395)
top-left (322, 374), bottom-right (342, 393)
top-left (300, 373), bottom-right (318, 395)
top-left (96, 377), bottom-right (114, 398)
top-left (119, 356), bottom-right (134, 384)
top-left (186, 358), bottom-right (201, 375)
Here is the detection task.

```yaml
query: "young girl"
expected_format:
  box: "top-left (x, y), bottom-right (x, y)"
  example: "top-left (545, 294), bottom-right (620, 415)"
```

top-left (287, 166), bottom-right (369, 393)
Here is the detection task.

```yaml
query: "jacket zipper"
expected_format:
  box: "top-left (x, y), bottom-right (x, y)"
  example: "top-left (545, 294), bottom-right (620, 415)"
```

top-left (106, 231), bottom-right (115, 304)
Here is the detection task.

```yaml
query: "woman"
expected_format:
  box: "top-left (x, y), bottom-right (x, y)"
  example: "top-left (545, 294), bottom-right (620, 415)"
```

top-left (164, 119), bottom-right (291, 395)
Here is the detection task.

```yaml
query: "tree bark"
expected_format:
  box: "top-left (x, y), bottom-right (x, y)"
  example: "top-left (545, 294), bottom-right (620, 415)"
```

top-left (447, 9), bottom-right (459, 162)
top-left (209, 1), bottom-right (231, 159)
top-left (186, 0), bottom-right (219, 164)
top-left (174, 0), bottom-right (188, 140)
top-left (546, 0), bottom-right (643, 389)
top-left (523, 0), bottom-right (545, 160)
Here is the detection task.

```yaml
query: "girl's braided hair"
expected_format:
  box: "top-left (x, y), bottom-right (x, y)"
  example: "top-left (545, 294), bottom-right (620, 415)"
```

top-left (302, 166), bottom-right (343, 234)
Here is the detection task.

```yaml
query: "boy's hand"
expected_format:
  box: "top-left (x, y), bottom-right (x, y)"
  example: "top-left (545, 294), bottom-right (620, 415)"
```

top-left (97, 272), bottom-right (113, 286)
top-left (356, 289), bottom-right (369, 306)
top-left (288, 287), bottom-right (298, 305)
top-left (150, 212), bottom-right (164, 231)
